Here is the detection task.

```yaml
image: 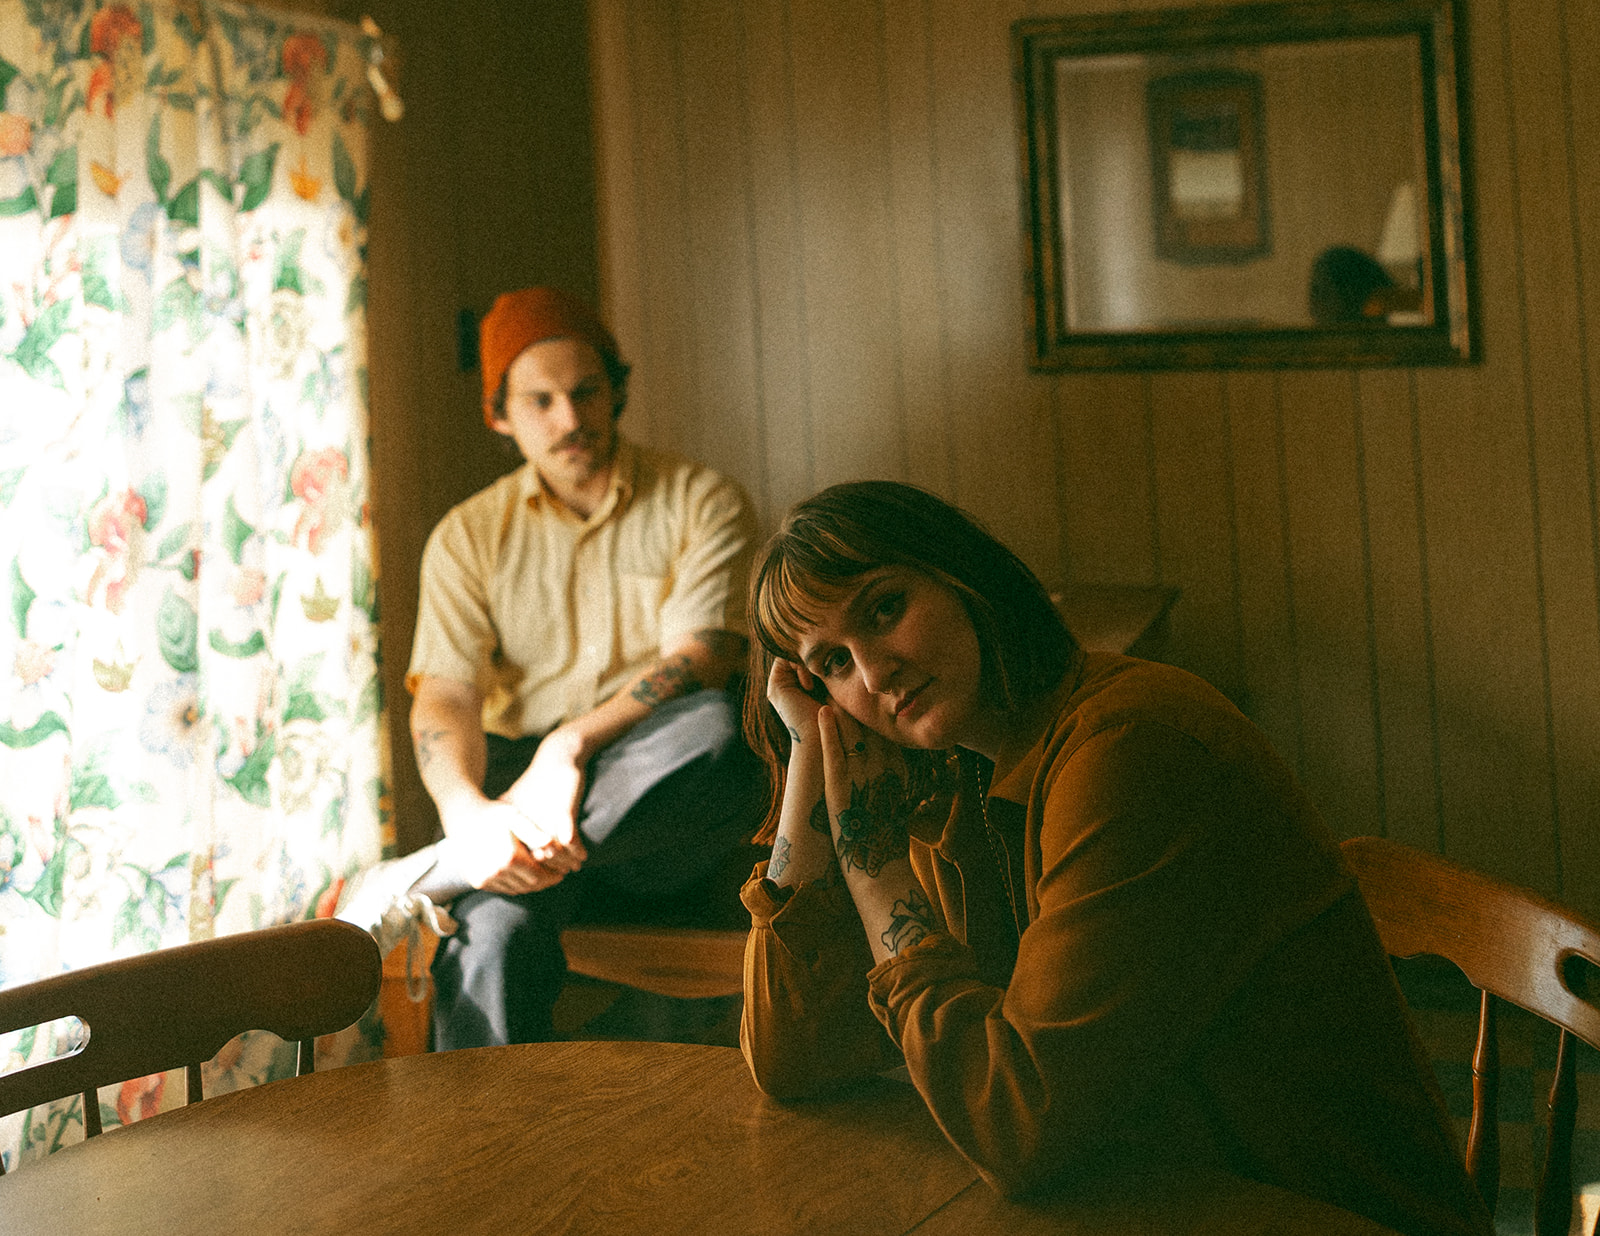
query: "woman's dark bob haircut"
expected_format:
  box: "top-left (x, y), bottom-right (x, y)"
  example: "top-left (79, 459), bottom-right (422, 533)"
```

top-left (743, 481), bottom-right (1076, 839)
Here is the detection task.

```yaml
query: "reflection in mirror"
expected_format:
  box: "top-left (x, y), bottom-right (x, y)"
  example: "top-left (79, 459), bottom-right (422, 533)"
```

top-left (1014, 0), bottom-right (1475, 370)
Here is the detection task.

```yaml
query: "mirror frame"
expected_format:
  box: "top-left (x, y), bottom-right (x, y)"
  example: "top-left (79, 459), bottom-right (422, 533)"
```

top-left (1012, 0), bottom-right (1476, 371)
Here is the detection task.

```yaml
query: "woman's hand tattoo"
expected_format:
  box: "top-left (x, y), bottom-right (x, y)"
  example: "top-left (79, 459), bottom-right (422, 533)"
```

top-left (833, 772), bottom-right (910, 877)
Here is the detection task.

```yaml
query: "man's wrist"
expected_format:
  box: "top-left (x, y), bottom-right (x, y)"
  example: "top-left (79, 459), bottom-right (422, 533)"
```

top-left (539, 722), bottom-right (593, 766)
top-left (435, 786), bottom-right (492, 833)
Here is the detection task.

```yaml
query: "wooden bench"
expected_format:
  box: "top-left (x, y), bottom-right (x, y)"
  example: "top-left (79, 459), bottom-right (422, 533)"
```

top-left (556, 842), bottom-right (763, 1003)
top-left (559, 924), bottom-right (746, 999)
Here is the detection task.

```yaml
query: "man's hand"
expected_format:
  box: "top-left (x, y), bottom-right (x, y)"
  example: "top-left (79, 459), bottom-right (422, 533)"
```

top-left (439, 797), bottom-right (568, 894)
top-left (412, 675), bottom-right (578, 895)
top-left (502, 725), bottom-right (591, 871)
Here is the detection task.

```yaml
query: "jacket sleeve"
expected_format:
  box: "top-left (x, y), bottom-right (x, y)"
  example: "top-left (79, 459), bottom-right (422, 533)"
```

top-left (740, 863), bottom-right (901, 1099)
top-left (863, 719), bottom-right (1347, 1196)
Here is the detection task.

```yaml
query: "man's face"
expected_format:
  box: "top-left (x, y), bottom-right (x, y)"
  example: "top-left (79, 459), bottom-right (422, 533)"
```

top-left (493, 337), bottom-right (619, 490)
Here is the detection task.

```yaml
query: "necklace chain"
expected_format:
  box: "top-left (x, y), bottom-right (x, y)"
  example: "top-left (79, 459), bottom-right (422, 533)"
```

top-left (974, 758), bottom-right (1021, 934)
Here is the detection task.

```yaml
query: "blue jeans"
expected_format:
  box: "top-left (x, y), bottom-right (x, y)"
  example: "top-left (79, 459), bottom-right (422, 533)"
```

top-left (429, 688), bottom-right (765, 1049)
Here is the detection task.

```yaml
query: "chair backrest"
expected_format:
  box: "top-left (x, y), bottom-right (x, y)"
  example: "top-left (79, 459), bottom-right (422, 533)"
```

top-left (0, 919), bottom-right (380, 1166)
top-left (1342, 836), bottom-right (1600, 1236)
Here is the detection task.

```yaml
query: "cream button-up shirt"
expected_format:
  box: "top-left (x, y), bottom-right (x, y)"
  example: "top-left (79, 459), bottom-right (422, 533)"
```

top-left (406, 438), bottom-right (755, 738)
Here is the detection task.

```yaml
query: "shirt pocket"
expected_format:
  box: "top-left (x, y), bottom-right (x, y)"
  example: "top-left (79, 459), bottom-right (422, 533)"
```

top-left (616, 569), bottom-right (670, 663)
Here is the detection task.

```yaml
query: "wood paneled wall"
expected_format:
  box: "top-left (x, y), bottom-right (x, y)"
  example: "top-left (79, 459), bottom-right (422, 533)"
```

top-left (589, 0), bottom-right (1600, 918)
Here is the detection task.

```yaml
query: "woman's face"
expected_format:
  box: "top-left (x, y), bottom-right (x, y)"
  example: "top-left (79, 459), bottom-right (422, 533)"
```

top-left (792, 567), bottom-right (998, 752)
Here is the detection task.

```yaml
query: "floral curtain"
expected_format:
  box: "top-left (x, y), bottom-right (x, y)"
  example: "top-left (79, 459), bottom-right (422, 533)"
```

top-left (0, 0), bottom-right (391, 1169)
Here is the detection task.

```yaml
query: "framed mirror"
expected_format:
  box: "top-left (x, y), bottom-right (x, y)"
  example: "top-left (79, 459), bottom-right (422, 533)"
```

top-left (1013, 0), bottom-right (1475, 370)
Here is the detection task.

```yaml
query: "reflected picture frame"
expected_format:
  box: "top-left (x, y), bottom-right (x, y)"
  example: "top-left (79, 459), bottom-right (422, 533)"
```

top-left (1148, 69), bottom-right (1270, 264)
top-left (1012, 0), bottom-right (1476, 371)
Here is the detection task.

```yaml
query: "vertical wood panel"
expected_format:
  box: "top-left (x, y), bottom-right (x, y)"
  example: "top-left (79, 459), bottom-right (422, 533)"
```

top-left (1053, 373), bottom-right (1155, 585)
top-left (1148, 372), bottom-right (1241, 699)
top-left (591, 0), bottom-right (647, 422)
top-left (881, 0), bottom-right (955, 497)
top-left (1408, 0), bottom-right (1554, 890)
top-left (924, 0), bottom-right (1059, 576)
top-left (1278, 370), bottom-right (1381, 840)
top-left (1555, 0), bottom-right (1600, 922)
top-left (788, 0), bottom-right (905, 489)
top-left (1505, 0), bottom-right (1600, 915)
top-left (620, 3), bottom-right (692, 451)
top-left (676, 0), bottom-right (765, 494)
top-left (1226, 372), bottom-right (1304, 777)
top-left (741, 0), bottom-right (818, 529)
top-left (1357, 369), bottom-right (1440, 852)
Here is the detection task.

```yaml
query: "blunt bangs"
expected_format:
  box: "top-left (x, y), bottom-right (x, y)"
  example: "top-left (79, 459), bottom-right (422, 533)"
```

top-left (751, 533), bottom-right (875, 660)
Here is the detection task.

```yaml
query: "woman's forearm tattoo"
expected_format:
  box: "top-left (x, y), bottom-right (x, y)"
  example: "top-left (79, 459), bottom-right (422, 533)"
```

top-left (770, 835), bottom-right (792, 880)
top-left (881, 886), bottom-right (934, 955)
top-left (833, 773), bottom-right (909, 877)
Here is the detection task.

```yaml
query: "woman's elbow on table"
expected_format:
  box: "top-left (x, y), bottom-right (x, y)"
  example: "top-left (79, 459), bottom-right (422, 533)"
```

top-left (962, 1126), bottom-right (1104, 1201)
top-left (739, 998), bottom-right (835, 1100)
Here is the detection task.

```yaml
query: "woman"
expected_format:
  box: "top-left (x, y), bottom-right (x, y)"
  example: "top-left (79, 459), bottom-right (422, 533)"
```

top-left (739, 481), bottom-right (1489, 1236)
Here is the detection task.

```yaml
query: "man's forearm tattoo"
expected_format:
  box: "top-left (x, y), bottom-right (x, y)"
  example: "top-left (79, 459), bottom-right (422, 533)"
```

top-left (769, 835), bottom-right (792, 880)
top-left (881, 886), bottom-right (934, 955)
top-left (808, 795), bottom-right (830, 835)
top-left (833, 773), bottom-right (909, 877)
top-left (413, 726), bottom-right (449, 772)
top-left (630, 653), bottom-right (703, 707)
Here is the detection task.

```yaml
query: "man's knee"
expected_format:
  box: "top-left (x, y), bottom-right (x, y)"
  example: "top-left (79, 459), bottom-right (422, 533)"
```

top-left (431, 887), bottom-right (575, 1048)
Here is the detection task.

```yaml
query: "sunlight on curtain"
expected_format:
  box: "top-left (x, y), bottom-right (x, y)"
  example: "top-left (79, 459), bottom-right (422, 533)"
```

top-left (0, 0), bottom-right (391, 1168)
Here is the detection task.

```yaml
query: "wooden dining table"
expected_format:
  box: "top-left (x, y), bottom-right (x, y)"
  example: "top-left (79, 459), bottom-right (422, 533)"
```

top-left (0, 1039), bottom-right (1400, 1235)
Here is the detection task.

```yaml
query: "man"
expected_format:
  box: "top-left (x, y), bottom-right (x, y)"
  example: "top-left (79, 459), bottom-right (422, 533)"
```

top-left (400, 287), bottom-right (765, 1049)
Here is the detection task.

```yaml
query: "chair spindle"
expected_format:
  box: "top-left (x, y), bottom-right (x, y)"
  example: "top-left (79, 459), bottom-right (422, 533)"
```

top-left (1341, 837), bottom-right (1600, 1236)
top-left (1533, 1028), bottom-right (1578, 1236)
top-left (1467, 988), bottom-right (1500, 1214)
top-left (186, 1062), bottom-right (204, 1103)
top-left (81, 1088), bottom-right (102, 1137)
top-left (297, 1037), bottom-right (315, 1076)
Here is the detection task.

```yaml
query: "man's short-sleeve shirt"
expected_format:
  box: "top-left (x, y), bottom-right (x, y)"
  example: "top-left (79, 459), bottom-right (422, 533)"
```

top-left (407, 438), bottom-right (755, 738)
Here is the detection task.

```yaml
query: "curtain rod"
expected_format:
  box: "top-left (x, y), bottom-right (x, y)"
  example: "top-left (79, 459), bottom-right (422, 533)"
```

top-left (360, 16), bottom-right (403, 122)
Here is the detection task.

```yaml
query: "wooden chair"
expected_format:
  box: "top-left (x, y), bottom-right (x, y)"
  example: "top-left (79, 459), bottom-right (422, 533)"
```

top-left (0, 919), bottom-right (380, 1173)
top-left (1342, 835), bottom-right (1600, 1236)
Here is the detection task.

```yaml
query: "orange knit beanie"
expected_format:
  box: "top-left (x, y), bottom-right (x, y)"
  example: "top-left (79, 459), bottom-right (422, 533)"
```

top-left (478, 287), bottom-right (622, 428)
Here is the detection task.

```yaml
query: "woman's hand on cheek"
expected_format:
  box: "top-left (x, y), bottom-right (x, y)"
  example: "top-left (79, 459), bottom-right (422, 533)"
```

top-left (767, 658), bottom-right (825, 751)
